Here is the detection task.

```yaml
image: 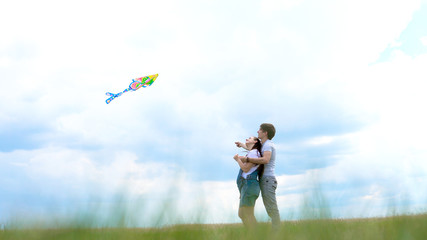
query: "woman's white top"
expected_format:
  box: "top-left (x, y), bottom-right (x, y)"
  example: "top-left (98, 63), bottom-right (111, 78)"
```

top-left (241, 149), bottom-right (261, 179)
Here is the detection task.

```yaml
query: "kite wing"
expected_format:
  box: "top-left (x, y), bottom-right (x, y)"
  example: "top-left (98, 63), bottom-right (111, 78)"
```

top-left (106, 74), bottom-right (158, 104)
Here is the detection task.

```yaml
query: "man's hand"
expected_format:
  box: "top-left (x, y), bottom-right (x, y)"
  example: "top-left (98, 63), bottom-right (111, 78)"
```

top-left (233, 154), bottom-right (239, 161)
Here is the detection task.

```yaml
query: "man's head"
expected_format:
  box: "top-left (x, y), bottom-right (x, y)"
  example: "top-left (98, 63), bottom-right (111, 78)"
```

top-left (258, 123), bottom-right (276, 140)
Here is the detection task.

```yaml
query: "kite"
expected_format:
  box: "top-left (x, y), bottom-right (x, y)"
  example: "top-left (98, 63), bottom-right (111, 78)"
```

top-left (105, 74), bottom-right (159, 104)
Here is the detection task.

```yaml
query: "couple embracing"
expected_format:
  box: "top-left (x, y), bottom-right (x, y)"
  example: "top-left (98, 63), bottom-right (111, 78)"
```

top-left (233, 123), bottom-right (280, 231)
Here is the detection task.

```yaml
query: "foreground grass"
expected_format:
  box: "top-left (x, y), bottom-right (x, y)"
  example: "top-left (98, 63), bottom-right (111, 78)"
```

top-left (1, 214), bottom-right (426, 240)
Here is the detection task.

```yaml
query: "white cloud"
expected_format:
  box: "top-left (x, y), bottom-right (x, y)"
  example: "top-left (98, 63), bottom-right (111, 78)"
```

top-left (323, 0), bottom-right (420, 70)
top-left (304, 135), bottom-right (341, 146)
top-left (0, 56), bottom-right (11, 68)
top-left (0, 147), bottom-right (241, 225)
top-left (261, 0), bottom-right (303, 14)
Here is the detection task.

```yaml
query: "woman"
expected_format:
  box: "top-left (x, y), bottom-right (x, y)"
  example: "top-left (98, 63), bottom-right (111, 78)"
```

top-left (233, 136), bottom-right (263, 228)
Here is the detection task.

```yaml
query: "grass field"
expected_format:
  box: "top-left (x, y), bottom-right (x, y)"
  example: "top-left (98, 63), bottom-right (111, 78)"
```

top-left (1, 214), bottom-right (426, 240)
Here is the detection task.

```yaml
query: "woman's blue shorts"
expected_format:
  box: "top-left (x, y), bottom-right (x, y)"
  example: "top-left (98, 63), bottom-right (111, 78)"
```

top-left (237, 171), bottom-right (260, 207)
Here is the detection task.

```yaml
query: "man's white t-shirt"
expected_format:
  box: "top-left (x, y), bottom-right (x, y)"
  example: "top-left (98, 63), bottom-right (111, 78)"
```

top-left (261, 139), bottom-right (276, 177)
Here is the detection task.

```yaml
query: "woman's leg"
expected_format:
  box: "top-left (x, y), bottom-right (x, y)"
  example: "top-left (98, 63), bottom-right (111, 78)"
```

top-left (239, 206), bottom-right (257, 228)
top-left (238, 175), bottom-right (260, 229)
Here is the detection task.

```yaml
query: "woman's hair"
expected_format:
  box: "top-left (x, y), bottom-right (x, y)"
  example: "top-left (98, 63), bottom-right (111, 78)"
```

top-left (251, 137), bottom-right (263, 156)
top-left (251, 137), bottom-right (264, 179)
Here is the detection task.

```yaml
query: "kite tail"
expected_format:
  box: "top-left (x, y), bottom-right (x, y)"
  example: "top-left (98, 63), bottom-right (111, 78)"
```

top-left (105, 87), bottom-right (132, 104)
top-left (105, 92), bottom-right (119, 104)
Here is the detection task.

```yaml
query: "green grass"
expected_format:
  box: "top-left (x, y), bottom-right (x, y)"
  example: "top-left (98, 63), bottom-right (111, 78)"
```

top-left (1, 214), bottom-right (426, 240)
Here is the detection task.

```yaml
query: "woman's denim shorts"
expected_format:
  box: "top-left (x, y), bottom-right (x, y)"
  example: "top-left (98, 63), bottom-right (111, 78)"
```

top-left (237, 171), bottom-right (260, 207)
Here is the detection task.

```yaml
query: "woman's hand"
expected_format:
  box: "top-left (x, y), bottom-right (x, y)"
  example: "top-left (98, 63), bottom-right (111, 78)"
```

top-left (235, 141), bottom-right (249, 150)
top-left (233, 154), bottom-right (239, 161)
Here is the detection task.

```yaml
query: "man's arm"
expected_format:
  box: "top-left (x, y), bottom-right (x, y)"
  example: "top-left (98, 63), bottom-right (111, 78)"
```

top-left (247, 151), bottom-right (271, 164)
top-left (234, 154), bottom-right (255, 172)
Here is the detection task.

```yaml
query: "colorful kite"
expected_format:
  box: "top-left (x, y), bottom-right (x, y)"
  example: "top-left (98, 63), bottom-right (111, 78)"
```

top-left (105, 74), bottom-right (159, 104)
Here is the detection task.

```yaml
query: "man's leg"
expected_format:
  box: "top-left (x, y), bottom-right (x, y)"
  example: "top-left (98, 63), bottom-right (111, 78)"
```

top-left (260, 176), bottom-right (280, 230)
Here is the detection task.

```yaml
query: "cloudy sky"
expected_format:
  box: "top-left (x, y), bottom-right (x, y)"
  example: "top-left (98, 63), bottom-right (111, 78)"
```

top-left (1, 0), bottom-right (427, 227)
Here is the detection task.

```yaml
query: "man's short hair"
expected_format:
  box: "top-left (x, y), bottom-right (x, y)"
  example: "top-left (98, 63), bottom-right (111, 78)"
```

top-left (260, 123), bottom-right (276, 140)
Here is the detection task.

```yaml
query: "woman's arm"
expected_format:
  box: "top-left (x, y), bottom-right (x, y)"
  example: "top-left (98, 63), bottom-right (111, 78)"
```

top-left (235, 141), bottom-right (250, 150)
top-left (234, 154), bottom-right (255, 173)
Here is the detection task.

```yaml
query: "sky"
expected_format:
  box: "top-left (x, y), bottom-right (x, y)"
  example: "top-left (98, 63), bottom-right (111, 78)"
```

top-left (1, 0), bottom-right (427, 227)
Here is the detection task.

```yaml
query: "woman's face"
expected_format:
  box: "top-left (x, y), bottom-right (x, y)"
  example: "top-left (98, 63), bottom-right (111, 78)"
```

top-left (245, 137), bottom-right (257, 145)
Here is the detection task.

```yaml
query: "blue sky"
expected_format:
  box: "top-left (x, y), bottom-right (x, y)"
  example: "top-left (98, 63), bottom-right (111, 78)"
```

top-left (1, 0), bottom-right (427, 227)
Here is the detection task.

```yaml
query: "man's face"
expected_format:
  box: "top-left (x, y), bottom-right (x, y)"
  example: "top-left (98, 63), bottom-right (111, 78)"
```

top-left (257, 128), bottom-right (266, 139)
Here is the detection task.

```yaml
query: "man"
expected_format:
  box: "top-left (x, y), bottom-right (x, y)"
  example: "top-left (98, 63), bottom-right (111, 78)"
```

top-left (235, 123), bottom-right (281, 231)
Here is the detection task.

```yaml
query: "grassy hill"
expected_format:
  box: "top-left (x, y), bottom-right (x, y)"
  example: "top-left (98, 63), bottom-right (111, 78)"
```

top-left (1, 214), bottom-right (426, 240)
